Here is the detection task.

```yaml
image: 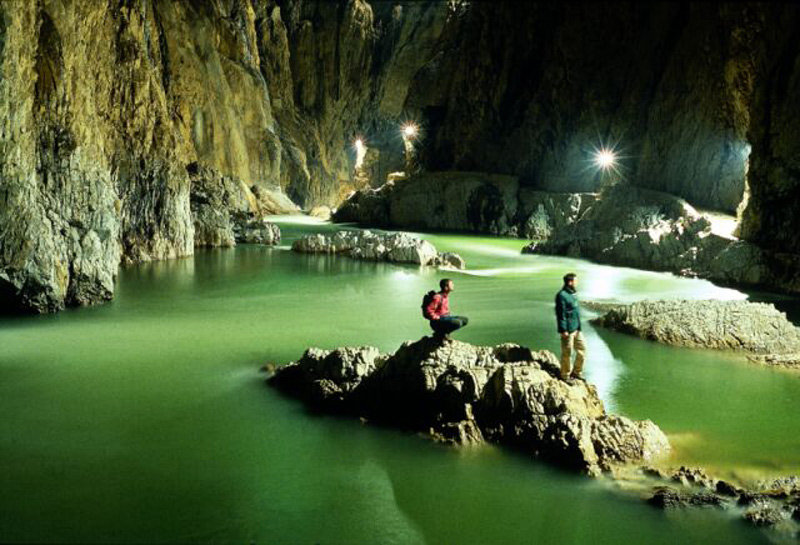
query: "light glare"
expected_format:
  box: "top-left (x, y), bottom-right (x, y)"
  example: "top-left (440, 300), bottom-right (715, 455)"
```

top-left (353, 138), bottom-right (366, 169)
top-left (402, 123), bottom-right (418, 139)
top-left (594, 149), bottom-right (616, 170)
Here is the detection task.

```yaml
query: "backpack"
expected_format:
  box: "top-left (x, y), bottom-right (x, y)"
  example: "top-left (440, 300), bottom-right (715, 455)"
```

top-left (421, 290), bottom-right (437, 319)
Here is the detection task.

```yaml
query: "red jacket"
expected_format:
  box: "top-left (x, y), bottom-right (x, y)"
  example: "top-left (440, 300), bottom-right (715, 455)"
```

top-left (425, 292), bottom-right (450, 320)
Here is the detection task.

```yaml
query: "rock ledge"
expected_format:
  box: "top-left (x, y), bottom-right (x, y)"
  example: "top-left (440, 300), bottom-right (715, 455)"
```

top-left (268, 337), bottom-right (669, 475)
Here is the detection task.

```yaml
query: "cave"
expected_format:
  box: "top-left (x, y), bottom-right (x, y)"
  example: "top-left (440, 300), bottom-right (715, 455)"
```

top-left (1, 1), bottom-right (800, 543)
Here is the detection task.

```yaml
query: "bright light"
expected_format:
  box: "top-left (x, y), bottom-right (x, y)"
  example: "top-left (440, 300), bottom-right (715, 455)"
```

top-left (594, 149), bottom-right (616, 170)
top-left (353, 138), bottom-right (366, 169)
top-left (402, 123), bottom-right (418, 139)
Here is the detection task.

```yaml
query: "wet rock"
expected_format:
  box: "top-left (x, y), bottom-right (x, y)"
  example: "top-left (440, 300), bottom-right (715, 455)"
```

top-left (291, 230), bottom-right (464, 268)
top-left (431, 419), bottom-right (484, 446)
top-left (743, 502), bottom-right (785, 527)
top-left (716, 480), bottom-right (742, 497)
top-left (270, 337), bottom-right (670, 475)
top-left (431, 252), bottom-right (467, 270)
top-left (190, 164), bottom-right (282, 247)
top-left (648, 487), bottom-right (725, 509)
top-left (232, 216), bottom-right (281, 245)
top-left (671, 466), bottom-right (717, 489)
top-left (523, 185), bottom-right (713, 272)
top-left (748, 353), bottom-right (800, 370)
top-left (591, 300), bottom-right (800, 357)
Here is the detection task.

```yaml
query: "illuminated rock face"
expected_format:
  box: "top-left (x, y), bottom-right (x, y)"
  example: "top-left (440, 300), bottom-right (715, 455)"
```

top-left (737, 7), bottom-right (800, 257)
top-left (291, 230), bottom-right (464, 269)
top-left (1, 1), bottom-right (799, 312)
top-left (591, 300), bottom-right (800, 355)
top-left (269, 337), bottom-right (671, 475)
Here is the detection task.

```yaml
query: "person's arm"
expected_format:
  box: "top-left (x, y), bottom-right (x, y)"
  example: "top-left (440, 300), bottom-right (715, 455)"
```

top-left (555, 292), bottom-right (568, 334)
top-left (426, 294), bottom-right (442, 320)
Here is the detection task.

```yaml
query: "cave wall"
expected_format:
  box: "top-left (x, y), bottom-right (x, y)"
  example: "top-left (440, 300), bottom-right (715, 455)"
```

top-left (0, 0), bottom-right (287, 312)
top-left (402, 2), bottom-right (758, 213)
top-left (738, 5), bottom-right (800, 256)
top-left (2, 0), bottom-right (800, 313)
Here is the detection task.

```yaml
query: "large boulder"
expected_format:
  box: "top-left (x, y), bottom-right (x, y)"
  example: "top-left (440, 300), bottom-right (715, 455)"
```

top-left (333, 172), bottom-right (521, 235)
top-left (269, 337), bottom-right (670, 475)
top-left (291, 230), bottom-right (465, 268)
top-left (591, 299), bottom-right (800, 357)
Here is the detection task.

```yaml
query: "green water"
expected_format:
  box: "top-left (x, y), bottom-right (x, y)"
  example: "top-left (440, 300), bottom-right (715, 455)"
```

top-left (1, 216), bottom-right (797, 544)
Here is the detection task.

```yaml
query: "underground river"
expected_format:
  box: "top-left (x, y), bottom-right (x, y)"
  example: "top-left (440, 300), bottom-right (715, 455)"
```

top-left (1, 216), bottom-right (798, 544)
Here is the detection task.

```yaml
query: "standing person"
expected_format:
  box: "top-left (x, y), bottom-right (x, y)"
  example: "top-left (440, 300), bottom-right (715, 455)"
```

top-left (555, 273), bottom-right (586, 381)
top-left (423, 278), bottom-right (469, 341)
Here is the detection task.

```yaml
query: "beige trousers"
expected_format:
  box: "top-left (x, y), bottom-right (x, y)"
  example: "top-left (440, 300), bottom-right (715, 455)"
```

top-left (560, 330), bottom-right (586, 378)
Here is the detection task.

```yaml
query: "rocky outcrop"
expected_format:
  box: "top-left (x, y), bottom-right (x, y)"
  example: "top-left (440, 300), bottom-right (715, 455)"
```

top-left (268, 337), bottom-right (670, 475)
top-left (189, 163), bottom-right (282, 247)
top-left (591, 300), bottom-right (800, 368)
top-left (291, 230), bottom-right (464, 268)
top-left (523, 184), bottom-right (800, 294)
top-left (0, 1), bottom-right (301, 313)
top-left (643, 467), bottom-right (800, 533)
top-left (333, 172), bottom-right (596, 237)
top-left (4, 2), bottom-right (800, 313)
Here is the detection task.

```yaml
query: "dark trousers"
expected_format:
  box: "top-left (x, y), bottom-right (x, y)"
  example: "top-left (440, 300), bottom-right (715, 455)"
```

top-left (430, 315), bottom-right (469, 336)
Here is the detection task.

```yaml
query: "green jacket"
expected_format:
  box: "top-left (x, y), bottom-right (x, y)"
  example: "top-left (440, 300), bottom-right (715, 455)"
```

top-left (555, 286), bottom-right (581, 333)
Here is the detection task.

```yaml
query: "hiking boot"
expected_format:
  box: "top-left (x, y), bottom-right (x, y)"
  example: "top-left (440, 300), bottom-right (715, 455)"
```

top-left (569, 373), bottom-right (585, 382)
top-left (560, 374), bottom-right (570, 382)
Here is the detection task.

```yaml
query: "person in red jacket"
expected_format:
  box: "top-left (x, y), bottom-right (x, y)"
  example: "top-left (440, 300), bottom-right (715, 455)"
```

top-left (424, 278), bottom-right (469, 341)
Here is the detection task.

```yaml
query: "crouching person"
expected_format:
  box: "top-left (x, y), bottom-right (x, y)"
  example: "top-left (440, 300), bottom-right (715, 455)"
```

top-left (422, 278), bottom-right (469, 341)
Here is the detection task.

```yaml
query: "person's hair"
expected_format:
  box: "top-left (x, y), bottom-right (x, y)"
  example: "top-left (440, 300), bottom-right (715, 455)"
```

top-left (563, 273), bottom-right (577, 284)
top-left (439, 278), bottom-right (452, 290)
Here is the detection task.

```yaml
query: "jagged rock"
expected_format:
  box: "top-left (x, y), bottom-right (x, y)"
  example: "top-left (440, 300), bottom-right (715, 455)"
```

top-left (232, 216), bottom-right (281, 245)
top-left (269, 337), bottom-right (670, 475)
top-left (431, 252), bottom-right (467, 270)
top-left (648, 487), bottom-right (725, 509)
top-left (291, 230), bottom-right (464, 268)
top-left (743, 503), bottom-right (785, 527)
top-left (523, 184), bottom-right (712, 270)
top-left (716, 480), bottom-right (742, 497)
top-left (748, 353), bottom-right (800, 370)
top-left (591, 300), bottom-right (800, 358)
top-left (671, 467), bottom-right (718, 489)
top-left (190, 164), bottom-right (282, 247)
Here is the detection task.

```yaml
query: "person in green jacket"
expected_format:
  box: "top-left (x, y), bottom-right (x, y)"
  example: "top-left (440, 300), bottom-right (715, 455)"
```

top-left (555, 272), bottom-right (586, 381)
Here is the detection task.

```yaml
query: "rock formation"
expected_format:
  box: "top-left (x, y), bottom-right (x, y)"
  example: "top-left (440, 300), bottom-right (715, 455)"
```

top-left (4, 2), bottom-right (800, 313)
top-left (268, 337), bottom-right (670, 475)
top-left (291, 230), bottom-right (464, 268)
top-left (591, 299), bottom-right (800, 368)
top-left (333, 171), bottom-right (595, 237)
top-left (523, 184), bottom-right (800, 294)
top-left (642, 467), bottom-right (800, 533)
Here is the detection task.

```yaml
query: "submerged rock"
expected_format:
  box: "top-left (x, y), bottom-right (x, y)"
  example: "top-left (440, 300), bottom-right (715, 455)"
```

top-left (291, 230), bottom-right (465, 269)
top-left (269, 337), bottom-right (670, 475)
top-left (591, 299), bottom-right (800, 363)
top-left (642, 466), bottom-right (800, 534)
